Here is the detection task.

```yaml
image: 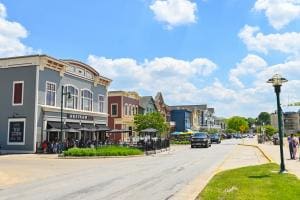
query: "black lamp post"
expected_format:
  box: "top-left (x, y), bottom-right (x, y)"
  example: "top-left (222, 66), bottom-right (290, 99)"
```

top-left (267, 74), bottom-right (288, 173)
top-left (61, 85), bottom-right (71, 141)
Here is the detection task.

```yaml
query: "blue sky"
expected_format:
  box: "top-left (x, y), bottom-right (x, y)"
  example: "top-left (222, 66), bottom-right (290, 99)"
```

top-left (1, 0), bottom-right (300, 117)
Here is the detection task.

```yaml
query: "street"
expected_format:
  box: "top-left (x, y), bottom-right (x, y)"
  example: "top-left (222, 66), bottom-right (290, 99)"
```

top-left (0, 139), bottom-right (265, 200)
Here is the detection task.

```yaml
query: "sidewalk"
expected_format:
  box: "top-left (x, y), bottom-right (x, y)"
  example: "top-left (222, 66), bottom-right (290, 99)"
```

top-left (173, 142), bottom-right (269, 200)
top-left (241, 137), bottom-right (300, 179)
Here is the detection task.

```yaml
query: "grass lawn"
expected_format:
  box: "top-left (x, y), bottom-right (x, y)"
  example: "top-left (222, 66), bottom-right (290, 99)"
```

top-left (199, 163), bottom-right (300, 200)
top-left (63, 146), bottom-right (143, 157)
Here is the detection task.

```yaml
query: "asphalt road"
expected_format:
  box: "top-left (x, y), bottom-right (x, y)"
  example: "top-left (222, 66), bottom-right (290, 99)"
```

top-left (0, 139), bottom-right (239, 200)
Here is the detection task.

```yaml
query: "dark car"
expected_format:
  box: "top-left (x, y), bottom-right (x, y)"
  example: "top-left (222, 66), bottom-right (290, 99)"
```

top-left (210, 134), bottom-right (221, 144)
top-left (191, 132), bottom-right (211, 148)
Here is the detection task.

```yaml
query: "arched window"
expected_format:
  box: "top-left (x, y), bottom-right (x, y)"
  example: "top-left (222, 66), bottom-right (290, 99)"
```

top-left (81, 89), bottom-right (93, 111)
top-left (124, 103), bottom-right (128, 116)
top-left (64, 85), bottom-right (78, 109)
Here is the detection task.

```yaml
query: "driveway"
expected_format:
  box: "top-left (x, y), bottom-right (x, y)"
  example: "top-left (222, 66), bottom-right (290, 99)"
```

top-left (0, 139), bottom-right (241, 200)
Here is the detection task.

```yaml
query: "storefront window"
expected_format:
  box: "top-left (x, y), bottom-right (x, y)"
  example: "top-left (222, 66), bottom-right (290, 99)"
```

top-left (64, 85), bottom-right (78, 109)
top-left (46, 82), bottom-right (56, 106)
top-left (81, 89), bottom-right (93, 111)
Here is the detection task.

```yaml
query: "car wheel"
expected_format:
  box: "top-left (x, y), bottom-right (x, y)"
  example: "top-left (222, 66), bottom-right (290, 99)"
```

top-left (191, 145), bottom-right (194, 148)
top-left (205, 142), bottom-right (209, 148)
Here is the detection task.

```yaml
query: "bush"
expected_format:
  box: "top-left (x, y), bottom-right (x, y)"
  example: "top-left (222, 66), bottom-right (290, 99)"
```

top-left (63, 146), bottom-right (143, 157)
top-left (171, 140), bottom-right (190, 145)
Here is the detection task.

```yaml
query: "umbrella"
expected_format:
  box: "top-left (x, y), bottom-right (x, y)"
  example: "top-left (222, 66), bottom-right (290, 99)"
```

top-left (171, 131), bottom-right (182, 135)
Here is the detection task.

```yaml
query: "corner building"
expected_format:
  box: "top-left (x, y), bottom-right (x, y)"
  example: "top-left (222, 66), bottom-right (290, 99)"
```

top-left (0, 55), bottom-right (111, 153)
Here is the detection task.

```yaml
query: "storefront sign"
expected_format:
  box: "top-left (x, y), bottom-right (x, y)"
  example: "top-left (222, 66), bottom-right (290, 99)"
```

top-left (67, 114), bottom-right (93, 121)
top-left (9, 120), bottom-right (25, 143)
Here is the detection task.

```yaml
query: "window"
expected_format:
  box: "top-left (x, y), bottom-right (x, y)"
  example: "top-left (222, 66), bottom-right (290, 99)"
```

top-left (98, 95), bottom-right (104, 112)
top-left (46, 82), bottom-right (56, 106)
top-left (86, 71), bottom-right (93, 79)
top-left (129, 105), bottom-right (132, 115)
top-left (111, 104), bottom-right (118, 116)
top-left (64, 85), bottom-right (79, 109)
top-left (7, 118), bottom-right (26, 145)
top-left (12, 81), bottom-right (24, 106)
top-left (124, 104), bottom-right (128, 116)
top-left (81, 89), bottom-right (93, 111)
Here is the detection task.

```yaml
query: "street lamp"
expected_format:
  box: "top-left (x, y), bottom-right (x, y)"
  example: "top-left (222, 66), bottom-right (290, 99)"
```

top-left (61, 85), bottom-right (71, 141)
top-left (267, 74), bottom-right (288, 173)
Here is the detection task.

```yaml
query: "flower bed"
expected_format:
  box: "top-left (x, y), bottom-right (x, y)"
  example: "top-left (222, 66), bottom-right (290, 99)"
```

top-left (63, 146), bottom-right (144, 157)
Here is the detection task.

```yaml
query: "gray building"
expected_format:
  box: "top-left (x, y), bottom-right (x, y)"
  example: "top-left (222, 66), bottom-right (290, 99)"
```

top-left (139, 96), bottom-right (157, 115)
top-left (0, 55), bottom-right (111, 153)
top-left (271, 106), bottom-right (300, 135)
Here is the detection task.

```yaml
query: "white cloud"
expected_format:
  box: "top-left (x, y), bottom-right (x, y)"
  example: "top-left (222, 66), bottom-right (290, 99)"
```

top-left (239, 25), bottom-right (300, 55)
top-left (229, 54), bottom-right (267, 88)
top-left (253, 0), bottom-right (300, 30)
top-left (0, 3), bottom-right (35, 57)
top-left (149, 0), bottom-right (197, 29)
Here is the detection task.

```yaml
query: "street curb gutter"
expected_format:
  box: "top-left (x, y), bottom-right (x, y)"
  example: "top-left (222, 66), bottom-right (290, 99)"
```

top-left (238, 144), bottom-right (273, 163)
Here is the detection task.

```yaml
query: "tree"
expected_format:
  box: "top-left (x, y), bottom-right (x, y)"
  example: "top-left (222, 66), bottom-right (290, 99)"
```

top-left (247, 117), bottom-right (256, 127)
top-left (134, 112), bottom-right (169, 137)
top-left (263, 125), bottom-right (277, 137)
top-left (257, 112), bottom-right (271, 125)
top-left (207, 128), bottom-right (218, 134)
top-left (226, 116), bottom-right (249, 133)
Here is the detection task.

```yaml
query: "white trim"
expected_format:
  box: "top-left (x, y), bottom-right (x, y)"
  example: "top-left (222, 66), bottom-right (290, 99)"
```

top-left (45, 81), bottom-right (57, 107)
top-left (0, 150), bottom-right (35, 154)
top-left (33, 66), bottom-right (39, 152)
top-left (111, 103), bottom-right (118, 117)
top-left (12, 81), bottom-right (24, 106)
top-left (80, 88), bottom-right (93, 112)
top-left (7, 118), bottom-right (26, 145)
top-left (40, 104), bottom-right (108, 116)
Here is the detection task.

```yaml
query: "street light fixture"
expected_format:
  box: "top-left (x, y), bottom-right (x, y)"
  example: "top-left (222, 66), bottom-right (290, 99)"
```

top-left (61, 85), bottom-right (71, 141)
top-left (267, 74), bottom-right (288, 173)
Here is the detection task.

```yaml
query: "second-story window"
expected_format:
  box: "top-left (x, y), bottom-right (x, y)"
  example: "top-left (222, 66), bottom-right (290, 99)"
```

top-left (124, 104), bottom-right (128, 116)
top-left (129, 105), bottom-right (132, 115)
top-left (81, 89), bottom-right (93, 111)
top-left (46, 82), bottom-right (56, 106)
top-left (111, 104), bottom-right (118, 116)
top-left (12, 81), bottom-right (24, 106)
top-left (98, 95), bottom-right (104, 112)
top-left (64, 85), bottom-right (78, 109)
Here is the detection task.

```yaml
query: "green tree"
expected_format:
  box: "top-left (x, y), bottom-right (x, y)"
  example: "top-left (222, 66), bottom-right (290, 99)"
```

top-left (134, 112), bottom-right (169, 137)
top-left (263, 125), bottom-right (277, 137)
top-left (257, 112), bottom-right (271, 125)
top-left (207, 128), bottom-right (218, 134)
top-left (226, 116), bottom-right (249, 133)
top-left (247, 117), bottom-right (256, 127)
top-left (225, 128), bottom-right (235, 134)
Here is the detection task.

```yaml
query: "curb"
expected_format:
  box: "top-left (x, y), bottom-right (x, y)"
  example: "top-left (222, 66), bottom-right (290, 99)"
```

top-left (238, 144), bottom-right (273, 163)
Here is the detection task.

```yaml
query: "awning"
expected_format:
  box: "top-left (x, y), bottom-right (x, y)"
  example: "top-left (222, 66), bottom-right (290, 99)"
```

top-left (46, 128), bottom-right (61, 132)
top-left (66, 122), bottom-right (82, 129)
top-left (47, 121), bottom-right (68, 130)
top-left (65, 128), bottom-right (80, 133)
top-left (141, 128), bottom-right (158, 133)
top-left (95, 124), bottom-right (110, 131)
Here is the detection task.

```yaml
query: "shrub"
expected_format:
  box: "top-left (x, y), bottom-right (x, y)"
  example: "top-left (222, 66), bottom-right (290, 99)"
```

top-left (63, 146), bottom-right (143, 157)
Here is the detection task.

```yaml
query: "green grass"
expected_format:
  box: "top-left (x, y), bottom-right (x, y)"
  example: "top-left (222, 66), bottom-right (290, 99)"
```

top-left (171, 140), bottom-right (190, 145)
top-left (63, 146), bottom-right (143, 157)
top-left (199, 163), bottom-right (300, 200)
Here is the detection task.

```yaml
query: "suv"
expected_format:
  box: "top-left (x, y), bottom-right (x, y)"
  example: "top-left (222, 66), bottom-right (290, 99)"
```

top-left (210, 134), bottom-right (221, 144)
top-left (191, 132), bottom-right (211, 148)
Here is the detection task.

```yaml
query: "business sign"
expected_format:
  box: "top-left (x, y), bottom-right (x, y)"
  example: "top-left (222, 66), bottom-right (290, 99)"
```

top-left (67, 114), bottom-right (93, 121)
top-left (9, 120), bottom-right (25, 143)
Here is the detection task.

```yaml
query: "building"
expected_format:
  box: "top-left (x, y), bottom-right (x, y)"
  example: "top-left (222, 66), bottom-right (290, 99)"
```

top-left (271, 106), bottom-right (300, 135)
top-left (154, 92), bottom-right (175, 130)
top-left (170, 110), bottom-right (192, 132)
top-left (139, 96), bottom-right (157, 115)
top-left (0, 55), bottom-right (111, 153)
top-left (107, 91), bottom-right (140, 141)
top-left (169, 105), bottom-right (218, 130)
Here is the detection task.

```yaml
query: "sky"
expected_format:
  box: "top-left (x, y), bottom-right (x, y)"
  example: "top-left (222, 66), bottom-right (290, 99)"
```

top-left (0, 0), bottom-right (300, 118)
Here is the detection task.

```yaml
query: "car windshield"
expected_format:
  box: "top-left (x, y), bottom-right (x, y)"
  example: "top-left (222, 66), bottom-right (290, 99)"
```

top-left (193, 133), bottom-right (207, 138)
top-left (211, 134), bottom-right (219, 138)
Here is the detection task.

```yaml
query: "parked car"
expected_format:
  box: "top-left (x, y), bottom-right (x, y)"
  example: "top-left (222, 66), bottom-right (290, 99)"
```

top-left (210, 134), bottom-right (221, 144)
top-left (191, 132), bottom-right (211, 148)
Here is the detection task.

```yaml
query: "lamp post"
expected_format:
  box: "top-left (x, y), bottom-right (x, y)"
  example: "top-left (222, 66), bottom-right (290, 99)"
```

top-left (61, 85), bottom-right (71, 141)
top-left (267, 74), bottom-right (288, 173)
